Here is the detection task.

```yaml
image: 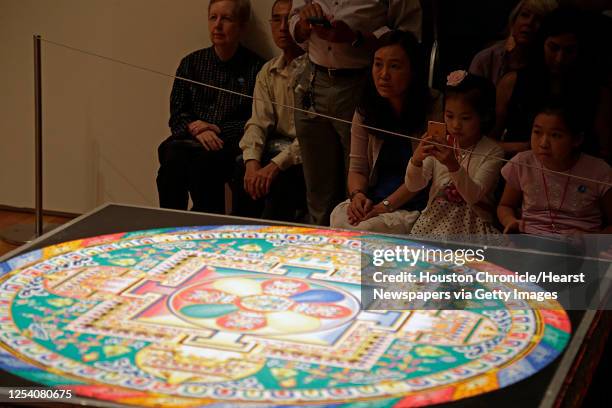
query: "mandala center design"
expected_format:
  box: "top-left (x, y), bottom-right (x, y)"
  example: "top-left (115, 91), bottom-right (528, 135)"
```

top-left (238, 295), bottom-right (294, 312)
top-left (169, 276), bottom-right (360, 336)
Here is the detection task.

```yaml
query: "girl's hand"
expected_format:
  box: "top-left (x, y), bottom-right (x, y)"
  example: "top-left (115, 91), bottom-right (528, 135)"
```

top-left (412, 133), bottom-right (436, 166)
top-left (566, 230), bottom-right (586, 251)
top-left (503, 218), bottom-right (523, 234)
top-left (429, 139), bottom-right (460, 172)
top-left (347, 193), bottom-right (372, 225)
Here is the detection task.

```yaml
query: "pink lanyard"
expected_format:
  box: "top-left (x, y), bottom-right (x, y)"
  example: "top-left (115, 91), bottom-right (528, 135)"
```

top-left (540, 166), bottom-right (571, 233)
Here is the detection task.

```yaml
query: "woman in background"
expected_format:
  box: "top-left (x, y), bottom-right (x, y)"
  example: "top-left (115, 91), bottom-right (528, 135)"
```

top-left (470, 0), bottom-right (557, 86)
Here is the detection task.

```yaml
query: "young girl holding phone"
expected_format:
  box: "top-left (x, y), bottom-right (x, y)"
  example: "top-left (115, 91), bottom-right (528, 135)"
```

top-left (406, 71), bottom-right (504, 235)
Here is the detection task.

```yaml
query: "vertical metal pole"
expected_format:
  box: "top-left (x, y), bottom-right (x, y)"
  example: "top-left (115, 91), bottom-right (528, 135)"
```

top-left (428, 0), bottom-right (440, 89)
top-left (0, 35), bottom-right (59, 245)
top-left (34, 35), bottom-right (43, 237)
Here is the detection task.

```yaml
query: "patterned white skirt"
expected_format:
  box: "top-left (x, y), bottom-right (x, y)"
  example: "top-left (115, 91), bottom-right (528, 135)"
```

top-left (410, 199), bottom-right (499, 236)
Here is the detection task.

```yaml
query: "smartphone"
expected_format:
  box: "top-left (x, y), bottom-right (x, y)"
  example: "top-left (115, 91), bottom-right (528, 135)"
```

top-left (427, 121), bottom-right (447, 144)
top-left (307, 16), bottom-right (332, 29)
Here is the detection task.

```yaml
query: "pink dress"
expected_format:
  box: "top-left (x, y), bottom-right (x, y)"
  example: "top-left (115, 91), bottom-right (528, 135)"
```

top-left (501, 151), bottom-right (612, 235)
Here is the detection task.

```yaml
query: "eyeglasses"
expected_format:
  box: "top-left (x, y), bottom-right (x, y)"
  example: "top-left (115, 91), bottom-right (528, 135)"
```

top-left (269, 15), bottom-right (289, 25)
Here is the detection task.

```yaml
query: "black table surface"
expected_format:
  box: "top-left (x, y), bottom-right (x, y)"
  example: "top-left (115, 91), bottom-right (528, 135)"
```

top-left (0, 203), bottom-right (605, 408)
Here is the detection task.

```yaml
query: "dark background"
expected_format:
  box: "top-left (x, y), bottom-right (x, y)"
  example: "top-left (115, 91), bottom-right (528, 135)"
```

top-left (422, 0), bottom-right (612, 89)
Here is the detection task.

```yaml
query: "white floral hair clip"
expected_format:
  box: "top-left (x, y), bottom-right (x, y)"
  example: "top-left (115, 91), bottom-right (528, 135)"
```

top-left (446, 70), bottom-right (468, 86)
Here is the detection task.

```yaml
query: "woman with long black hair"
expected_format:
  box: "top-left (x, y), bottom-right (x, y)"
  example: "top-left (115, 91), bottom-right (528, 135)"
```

top-left (330, 30), bottom-right (442, 233)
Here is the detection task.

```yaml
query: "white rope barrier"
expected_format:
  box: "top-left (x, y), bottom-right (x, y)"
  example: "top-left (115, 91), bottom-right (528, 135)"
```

top-left (40, 37), bottom-right (612, 188)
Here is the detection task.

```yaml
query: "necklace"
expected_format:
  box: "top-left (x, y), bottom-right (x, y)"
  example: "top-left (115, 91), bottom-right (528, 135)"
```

top-left (453, 138), bottom-right (474, 173)
top-left (540, 166), bottom-right (571, 233)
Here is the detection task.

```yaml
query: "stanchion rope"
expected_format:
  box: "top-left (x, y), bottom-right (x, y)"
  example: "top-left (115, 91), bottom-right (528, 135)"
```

top-left (40, 37), bottom-right (612, 188)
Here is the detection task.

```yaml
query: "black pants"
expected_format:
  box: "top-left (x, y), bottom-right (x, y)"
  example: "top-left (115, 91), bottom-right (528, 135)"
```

top-left (156, 134), bottom-right (239, 214)
top-left (231, 157), bottom-right (307, 223)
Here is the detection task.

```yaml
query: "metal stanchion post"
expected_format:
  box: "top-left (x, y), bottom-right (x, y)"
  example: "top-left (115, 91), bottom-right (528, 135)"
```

top-left (428, 0), bottom-right (440, 89)
top-left (34, 34), bottom-right (44, 237)
top-left (1, 35), bottom-right (60, 245)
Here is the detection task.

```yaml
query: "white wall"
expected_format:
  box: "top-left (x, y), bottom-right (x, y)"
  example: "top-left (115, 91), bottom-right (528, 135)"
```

top-left (0, 0), bottom-right (277, 214)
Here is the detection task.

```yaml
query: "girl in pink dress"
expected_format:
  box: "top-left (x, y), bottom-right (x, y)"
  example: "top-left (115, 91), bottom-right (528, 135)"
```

top-left (498, 103), bottom-right (612, 236)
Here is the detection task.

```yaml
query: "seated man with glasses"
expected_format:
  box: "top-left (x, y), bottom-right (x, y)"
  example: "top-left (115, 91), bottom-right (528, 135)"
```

top-left (232, 0), bottom-right (308, 221)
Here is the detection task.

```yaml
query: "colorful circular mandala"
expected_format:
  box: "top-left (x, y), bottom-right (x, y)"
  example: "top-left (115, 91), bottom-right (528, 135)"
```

top-left (169, 275), bottom-right (358, 335)
top-left (0, 226), bottom-right (571, 407)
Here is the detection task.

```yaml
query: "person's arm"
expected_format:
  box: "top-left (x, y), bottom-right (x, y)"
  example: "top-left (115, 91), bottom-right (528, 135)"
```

top-left (448, 145), bottom-right (504, 205)
top-left (244, 160), bottom-right (262, 200)
top-left (240, 67), bottom-right (274, 199)
top-left (405, 157), bottom-right (433, 192)
top-left (169, 57), bottom-right (221, 140)
top-left (498, 183), bottom-right (524, 233)
top-left (351, 0), bottom-right (422, 53)
top-left (347, 171), bottom-right (369, 198)
top-left (348, 111), bottom-right (371, 177)
top-left (388, 0), bottom-right (422, 42)
top-left (364, 185), bottom-right (418, 220)
top-left (254, 138), bottom-right (301, 200)
top-left (169, 57), bottom-right (198, 135)
top-left (240, 68), bottom-right (274, 165)
top-left (498, 158), bottom-right (525, 233)
top-left (345, 112), bottom-right (373, 223)
top-left (289, 0), bottom-right (319, 44)
top-left (346, 171), bottom-right (372, 224)
top-left (469, 48), bottom-right (488, 79)
top-left (383, 185), bottom-right (418, 210)
top-left (271, 138), bottom-right (301, 170)
top-left (405, 134), bottom-right (435, 192)
top-left (491, 72), bottom-right (517, 144)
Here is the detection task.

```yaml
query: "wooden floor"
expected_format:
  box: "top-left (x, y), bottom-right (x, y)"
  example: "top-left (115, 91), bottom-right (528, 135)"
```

top-left (0, 210), bottom-right (74, 257)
